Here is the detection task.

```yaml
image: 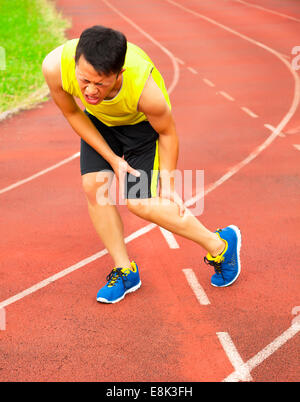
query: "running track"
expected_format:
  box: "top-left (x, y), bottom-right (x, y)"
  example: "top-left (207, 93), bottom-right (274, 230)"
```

top-left (0, 0), bottom-right (300, 382)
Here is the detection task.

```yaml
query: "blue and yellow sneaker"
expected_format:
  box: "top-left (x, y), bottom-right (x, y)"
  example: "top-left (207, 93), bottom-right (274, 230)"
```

top-left (96, 261), bottom-right (141, 303)
top-left (204, 225), bottom-right (242, 287)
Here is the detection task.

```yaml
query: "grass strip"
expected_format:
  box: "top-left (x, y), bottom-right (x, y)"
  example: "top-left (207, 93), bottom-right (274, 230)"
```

top-left (0, 0), bottom-right (70, 115)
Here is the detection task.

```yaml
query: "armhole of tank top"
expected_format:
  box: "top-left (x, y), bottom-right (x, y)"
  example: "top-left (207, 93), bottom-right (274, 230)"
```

top-left (136, 66), bottom-right (154, 112)
top-left (60, 45), bottom-right (67, 92)
top-left (60, 58), bottom-right (65, 92)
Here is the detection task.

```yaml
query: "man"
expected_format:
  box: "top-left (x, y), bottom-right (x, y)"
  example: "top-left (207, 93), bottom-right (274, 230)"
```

top-left (42, 25), bottom-right (241, 303)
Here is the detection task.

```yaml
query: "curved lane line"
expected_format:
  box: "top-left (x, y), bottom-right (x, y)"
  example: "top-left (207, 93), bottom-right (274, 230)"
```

top-left (164, 0), bottom-right (300, 208)
top-left (234, 0), bottom-right (300, 24)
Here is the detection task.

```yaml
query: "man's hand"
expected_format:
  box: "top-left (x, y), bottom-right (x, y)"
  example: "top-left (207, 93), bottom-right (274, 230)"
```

top-left (110, 155), bottom-right (141, 181)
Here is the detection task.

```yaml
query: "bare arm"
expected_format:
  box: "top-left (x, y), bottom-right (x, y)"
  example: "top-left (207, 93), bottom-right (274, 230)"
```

top-left (138, 75), bottom-right (184, 214)
top-left (42, 48), bottom-right (139, 177)
top-left (138, 75), bottom-right (179, 183)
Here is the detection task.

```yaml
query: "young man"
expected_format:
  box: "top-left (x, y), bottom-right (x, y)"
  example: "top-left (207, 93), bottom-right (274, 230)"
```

top-left (42, 25), bottom-right (241, 303)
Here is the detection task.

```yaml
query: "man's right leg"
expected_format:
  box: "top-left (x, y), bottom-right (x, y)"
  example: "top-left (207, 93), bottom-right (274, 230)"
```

top-left (82, 171), bottom-right (132, 270)
top-left (80, 113), bottom-right (141, 302)
top-left (82, 171), bottom-right (141, 303)
top-left (80, 112), bottom-right (132, 270)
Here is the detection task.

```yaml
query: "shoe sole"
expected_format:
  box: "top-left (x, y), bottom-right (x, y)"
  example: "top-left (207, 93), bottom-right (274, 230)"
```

top-left (211, 225), bottom-right (242, 288)
top-left (96, 280), bottom-right (142, 304)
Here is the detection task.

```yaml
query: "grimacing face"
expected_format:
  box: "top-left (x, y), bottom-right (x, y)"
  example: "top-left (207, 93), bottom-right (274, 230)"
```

top-left (75, 55), bottom-right (124, 105)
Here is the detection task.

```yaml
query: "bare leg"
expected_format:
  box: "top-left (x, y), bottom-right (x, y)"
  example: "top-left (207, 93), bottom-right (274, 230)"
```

top-left (82, 172), bottom-right (131, 269)
top-left (127, 197), bottom-right (225, 257)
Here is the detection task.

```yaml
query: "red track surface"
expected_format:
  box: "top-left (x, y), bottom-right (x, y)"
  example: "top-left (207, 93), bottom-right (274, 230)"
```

top-left (0, 0), bottom-right (300, 382)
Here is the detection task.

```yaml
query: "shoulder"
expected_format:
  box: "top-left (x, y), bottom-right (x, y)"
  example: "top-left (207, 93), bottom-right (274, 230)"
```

top-left (138, 74), bottom-right (169, 116)
top-left (42, 44), bottom-right (64, 88)
top-left (42, 44), bottom-right (64, 73)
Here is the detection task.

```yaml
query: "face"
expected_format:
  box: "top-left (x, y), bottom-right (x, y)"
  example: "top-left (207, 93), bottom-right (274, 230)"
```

top-left (75, 55), bottom-right (123, 105)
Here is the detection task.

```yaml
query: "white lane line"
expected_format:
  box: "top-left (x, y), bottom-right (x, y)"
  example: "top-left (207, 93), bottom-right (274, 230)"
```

top-left (159, 227), bottom-right (180, 248)
top-left (0, 307), bottom-right (6, 330)
top-left (264, 124), bottom-right (285, 138)
top-left (280, 53), bottom-right (291, 61)
top-left (203, 78), bottom-right (215, 87)
top-left (234, 0), bottom-right (300, 24)
top-left (0, 248), bottom-right (108, 310)
top-left (245, 323), bottom-right (300, 374)
top-left (187, 66), bottom-right (198, 74)
top-left (0, 152), bottom-right (80, 195)
top-left (293, 144), bottom-right (300, 151)
top-left (0, 222), bottom-right (156, 310)
top-left (182, 269), bottom-right (210, 305)
top-left (175, 57), bottom-right (185, 65)
top-left (264, 123), bottom-right (285, 137)
top-left (165, 0), bottom-right (300, 211)
top-left (241, 106), bottom-right (258, 118)
top-left (217, 332), bottom-right (253, 382)
top-left (285, 125), bottom-right (300, 135)
top-left (218, 91), bottom-right (235, 101)
top-left (223, 323), bottom-right (300, 382)
top-left (184, 117), bottom-right (296, 208)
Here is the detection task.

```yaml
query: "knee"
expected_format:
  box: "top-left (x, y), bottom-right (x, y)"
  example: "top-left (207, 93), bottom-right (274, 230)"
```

top-left (82, 174), bottom-right (98, 205)
top-left (82, 171), bottom-right (113, 206)
top-left (127, 198), bottom-right (152, 220)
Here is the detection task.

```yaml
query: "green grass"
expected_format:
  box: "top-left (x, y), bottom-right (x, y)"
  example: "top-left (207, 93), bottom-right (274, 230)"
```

top-left (0, 0), bottom-right (70, 114)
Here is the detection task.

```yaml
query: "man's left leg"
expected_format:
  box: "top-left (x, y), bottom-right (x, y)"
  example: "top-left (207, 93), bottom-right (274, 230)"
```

top-left (127, 197), bottom-right (225, 257)
top-left (123, 122), bottom-right (241, 289)
top-left (127, 197), bottom-right (241, 287)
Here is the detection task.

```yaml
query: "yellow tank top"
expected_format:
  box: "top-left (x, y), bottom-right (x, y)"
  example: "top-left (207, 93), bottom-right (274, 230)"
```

top-left (61, 39), bottom-right (171, 126)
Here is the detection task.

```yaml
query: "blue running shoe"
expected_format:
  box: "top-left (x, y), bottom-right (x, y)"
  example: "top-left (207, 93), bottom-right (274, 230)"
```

top-left (97, 261), bottom-right (141, 303)
top-left (204, 225), bottom-right (241, 287)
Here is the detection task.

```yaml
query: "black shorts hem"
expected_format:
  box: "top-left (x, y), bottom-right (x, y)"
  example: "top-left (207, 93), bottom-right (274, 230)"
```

top-left (81, 167), bottom-right (114, 176)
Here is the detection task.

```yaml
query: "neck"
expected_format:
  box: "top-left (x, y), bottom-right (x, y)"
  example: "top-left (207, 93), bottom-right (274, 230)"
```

top-left (105, 74), bottom-right (123, 100)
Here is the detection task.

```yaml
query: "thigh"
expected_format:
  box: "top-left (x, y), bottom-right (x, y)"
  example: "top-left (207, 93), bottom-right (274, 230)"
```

top-left (80, 111), bottom-right (123, 176)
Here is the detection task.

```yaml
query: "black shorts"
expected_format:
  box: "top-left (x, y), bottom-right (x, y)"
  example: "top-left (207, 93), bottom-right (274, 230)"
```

top-left (80, 111), bottom-right (160, 199)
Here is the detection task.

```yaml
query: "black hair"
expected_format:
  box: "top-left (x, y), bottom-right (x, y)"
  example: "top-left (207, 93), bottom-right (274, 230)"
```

top-left (75, 25), bottom-right (127, 75)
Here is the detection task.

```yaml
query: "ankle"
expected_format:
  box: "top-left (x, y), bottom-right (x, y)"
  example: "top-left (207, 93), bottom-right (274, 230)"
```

top-left (210, 238), bottom-right (226, 258)
top-left (114, 258), bottom-right (132, 269)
